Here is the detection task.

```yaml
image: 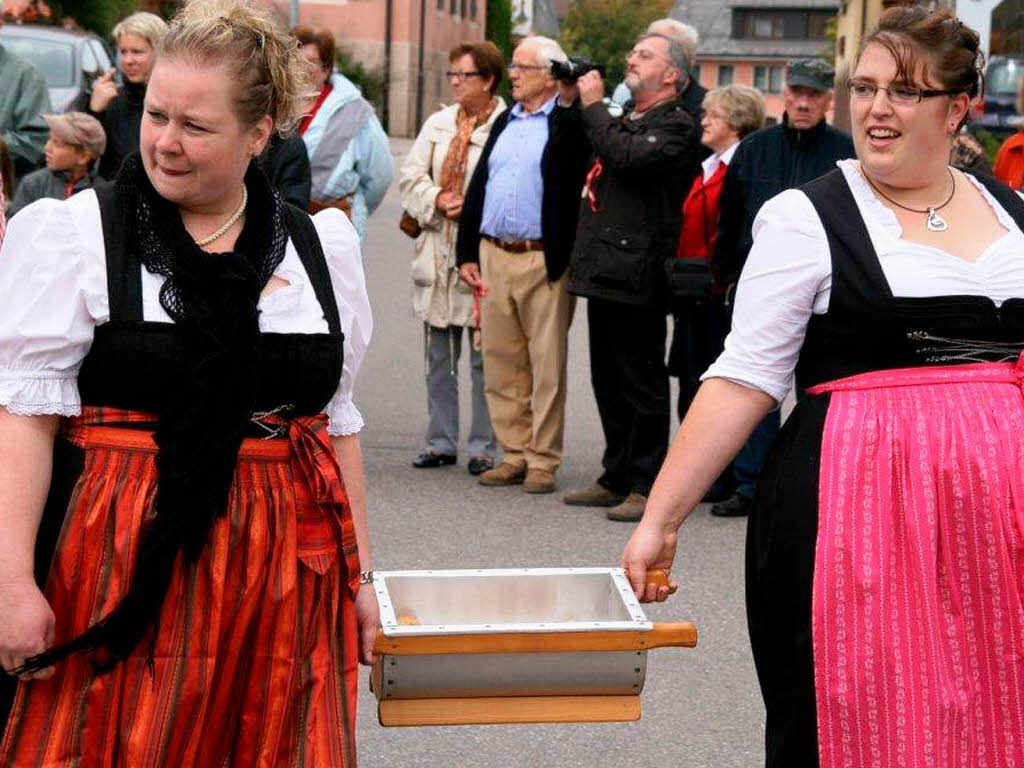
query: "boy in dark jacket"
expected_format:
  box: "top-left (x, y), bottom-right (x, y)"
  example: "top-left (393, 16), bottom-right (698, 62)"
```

top-left (8, 112), bottom-right (105, 217)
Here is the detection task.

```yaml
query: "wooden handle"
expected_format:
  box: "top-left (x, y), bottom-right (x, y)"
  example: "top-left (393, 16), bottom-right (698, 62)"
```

top-left (646, 621), bottom-right (699, 649)
top-left (374, 622), bottom-right (698, 655)
top-left (647, 568), bottom-right (678, 595)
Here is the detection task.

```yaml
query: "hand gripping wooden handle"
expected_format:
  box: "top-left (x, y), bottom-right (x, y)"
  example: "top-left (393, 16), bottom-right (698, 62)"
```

top-left (647, 568), bottom-right (678, 595)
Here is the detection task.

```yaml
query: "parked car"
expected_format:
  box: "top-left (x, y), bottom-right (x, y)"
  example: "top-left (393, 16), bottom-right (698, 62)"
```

top-left (970, 55), bottom-right (1024, 138)
top-left (0, 24), bottom-right (113, 113)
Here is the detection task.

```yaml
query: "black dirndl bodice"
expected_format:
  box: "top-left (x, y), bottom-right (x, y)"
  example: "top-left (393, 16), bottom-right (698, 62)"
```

top-left (746, 167), bottom-right (1024, 768)
top-left (78, 181), bottom-right (344, 416)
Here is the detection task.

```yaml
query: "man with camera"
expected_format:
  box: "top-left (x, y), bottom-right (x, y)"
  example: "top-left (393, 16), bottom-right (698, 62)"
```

top-left (561, 33), bottom-right (699, 522)
top-left (456, 37), bottom-right (591, 494)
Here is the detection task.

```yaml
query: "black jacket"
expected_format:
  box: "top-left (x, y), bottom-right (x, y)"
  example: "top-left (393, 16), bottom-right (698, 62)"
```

top-left (715, 114), bottom-right (854, 286)
top-left (567, 99), bottom-right (699, 306)
top-left (456, 99), bottom-right (591, 282)
top-left (258, 133), bottom-right (311, 210)
top-left (679, 77), bottom-right (711, 190)
top-left (92, 80), bottom-right (145, 182)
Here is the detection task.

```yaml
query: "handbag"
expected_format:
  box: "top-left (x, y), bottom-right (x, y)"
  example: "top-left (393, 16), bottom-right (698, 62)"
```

top-left (664, 257), bottom-right (714, 302)
top-left (400, 136), bottom-right (437, 239)
top-left (399, 210), bottom-right (422, 239)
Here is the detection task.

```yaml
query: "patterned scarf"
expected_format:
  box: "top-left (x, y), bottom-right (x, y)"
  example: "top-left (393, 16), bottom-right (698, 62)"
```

top-left (439, 98), bottom-right (498, 196)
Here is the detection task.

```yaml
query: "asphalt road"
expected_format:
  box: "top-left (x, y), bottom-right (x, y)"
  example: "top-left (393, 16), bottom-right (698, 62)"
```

top-left (353, 139), bottom-right (764, 768)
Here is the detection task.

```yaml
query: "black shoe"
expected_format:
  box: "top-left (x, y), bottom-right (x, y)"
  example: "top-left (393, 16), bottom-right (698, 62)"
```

top-left (467, 456), bottom-right (494, 476)
top-left (412, 451), bottom-right (457, 468)
top-left (701, 486), bottom-right (734, 504)
top-left (710, 493), bottom-right (752, 518)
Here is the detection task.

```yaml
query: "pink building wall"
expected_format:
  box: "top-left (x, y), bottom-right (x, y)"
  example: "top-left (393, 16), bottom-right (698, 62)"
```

top-left (695, 59), bottom-right (787, 122)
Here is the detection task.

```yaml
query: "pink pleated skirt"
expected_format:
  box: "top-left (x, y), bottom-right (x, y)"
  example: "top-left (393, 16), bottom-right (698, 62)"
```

top-left (807, 358), bottom-right (1024, 767)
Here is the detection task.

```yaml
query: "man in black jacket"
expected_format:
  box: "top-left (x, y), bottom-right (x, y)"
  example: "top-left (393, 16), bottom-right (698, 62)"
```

top-left (708, 58), bottom-right (855, 518)
top-left (456, 36), bottom-right (591, 494)
top-left (562, 33), bottom-right (699, 522)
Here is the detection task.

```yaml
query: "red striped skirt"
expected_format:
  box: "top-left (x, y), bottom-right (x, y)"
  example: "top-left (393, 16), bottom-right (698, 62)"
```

top-left (0, 407), bottom-right (362, 767)
top-left (808, 359), bottom-right (1024, 767)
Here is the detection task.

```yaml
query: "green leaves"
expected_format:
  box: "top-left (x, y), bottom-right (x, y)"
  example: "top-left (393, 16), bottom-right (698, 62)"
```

top-left (560, 0), bottom-right (673, 88)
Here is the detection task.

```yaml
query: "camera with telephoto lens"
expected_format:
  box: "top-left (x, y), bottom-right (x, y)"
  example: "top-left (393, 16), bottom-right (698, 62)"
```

top-left (549, 57), bottom-right (606, 83)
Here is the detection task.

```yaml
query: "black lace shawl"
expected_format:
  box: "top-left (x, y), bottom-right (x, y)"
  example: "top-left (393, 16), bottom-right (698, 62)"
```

top-left (20, 154), bottom-right (289, 673)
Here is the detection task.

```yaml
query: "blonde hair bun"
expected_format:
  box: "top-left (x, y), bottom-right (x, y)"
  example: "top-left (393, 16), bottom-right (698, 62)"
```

top-left (160, 0), bottom-right (313, 135)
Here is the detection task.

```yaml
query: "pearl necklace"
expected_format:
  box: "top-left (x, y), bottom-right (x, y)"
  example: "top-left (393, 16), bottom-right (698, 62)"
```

top-left (194, 186), bottom-right (248, 247)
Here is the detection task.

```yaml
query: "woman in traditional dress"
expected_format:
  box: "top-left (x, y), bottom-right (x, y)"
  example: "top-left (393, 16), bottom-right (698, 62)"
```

top-left (0, 1), bottom-right (376, 765)
top-left (622, 7), bottom-right (1024, 766)
top-left (399, 41), bottom-right (505, 476)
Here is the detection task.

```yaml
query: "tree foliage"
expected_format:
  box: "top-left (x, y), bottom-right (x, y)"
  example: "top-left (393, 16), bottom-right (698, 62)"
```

top-left (486, 0), bottom-right (513, 99)
top-left (560, 0), bottom-right (673, 88)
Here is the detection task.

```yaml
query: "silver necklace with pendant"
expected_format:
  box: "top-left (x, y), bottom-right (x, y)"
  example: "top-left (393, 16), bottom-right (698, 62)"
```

top-left (865, 168), bottom-right (955, 232)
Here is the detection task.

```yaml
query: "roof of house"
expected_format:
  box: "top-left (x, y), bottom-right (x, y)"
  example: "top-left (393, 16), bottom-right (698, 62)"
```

top-left (671, 0), bottom-right (838, 61)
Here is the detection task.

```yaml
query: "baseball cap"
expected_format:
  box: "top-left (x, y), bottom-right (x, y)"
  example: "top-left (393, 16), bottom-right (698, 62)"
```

top-left (786, 58), bottom-right (835, 92)
top-left (44, 112), bottom-right (107, 157)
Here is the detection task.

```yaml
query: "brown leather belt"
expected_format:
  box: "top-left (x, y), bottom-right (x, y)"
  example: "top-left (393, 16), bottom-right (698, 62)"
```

top-left (483, 234), bottom-right (544, 254)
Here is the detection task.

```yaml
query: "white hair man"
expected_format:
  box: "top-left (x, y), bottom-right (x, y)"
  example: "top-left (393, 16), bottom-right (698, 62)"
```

top-left (646, 18), bottom-right (706, 129)
top-left (455, 36), bottom-right (592, 494)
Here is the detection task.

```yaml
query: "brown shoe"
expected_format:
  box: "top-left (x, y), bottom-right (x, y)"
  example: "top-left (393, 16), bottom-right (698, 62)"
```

top-left (523, 468), bottom-right (556, 494)
top-left (606, 492), bottom-right (648, 522)
top-left (478, 461), bottom-right (527, 486)
top-left (563, 482), bottom-right (626, 507)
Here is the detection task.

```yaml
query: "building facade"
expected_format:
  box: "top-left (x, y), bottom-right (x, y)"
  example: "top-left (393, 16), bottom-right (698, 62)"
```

top-left (673, 0), bottom-right (839, 121)
top-left (275, 0), bottom-right (487, 138)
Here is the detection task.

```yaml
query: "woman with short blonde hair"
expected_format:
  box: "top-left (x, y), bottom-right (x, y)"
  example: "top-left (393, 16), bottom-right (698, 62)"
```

top-left (703, 84), bottom-right (766, 139)
top-left (0, 1), bottom-right (375, 764)
top-left (90, 11), bottom-right (169, 179)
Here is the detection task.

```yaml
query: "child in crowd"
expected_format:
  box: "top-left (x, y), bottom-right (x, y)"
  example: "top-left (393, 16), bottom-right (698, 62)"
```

top-left (7, 112), bottom-right (106, 217)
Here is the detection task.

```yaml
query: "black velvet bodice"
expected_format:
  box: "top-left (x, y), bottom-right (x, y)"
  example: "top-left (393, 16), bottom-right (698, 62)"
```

top-left (795, 169), bottom-right (1024, 390)
top-left (78, 180), bottom-right (344, 418)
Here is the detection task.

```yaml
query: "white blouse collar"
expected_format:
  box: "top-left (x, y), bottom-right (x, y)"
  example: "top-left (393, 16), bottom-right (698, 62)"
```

top-left (838, 158), bottom-right (1023, 243)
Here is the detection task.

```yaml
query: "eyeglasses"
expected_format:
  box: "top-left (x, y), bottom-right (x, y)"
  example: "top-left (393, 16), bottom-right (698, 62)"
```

top-left (508, 63), bottom-right (548, 72)
top-left (446, 70), bottom-right (483, 80)
top-left (626, 47), bottom-right (672, 65)
top-left (846, 78), bottom-right (962, 105)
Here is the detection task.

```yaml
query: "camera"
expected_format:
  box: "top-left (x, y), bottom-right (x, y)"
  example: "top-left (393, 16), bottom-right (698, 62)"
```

top-left (550, 57), bottom-right (606, 83)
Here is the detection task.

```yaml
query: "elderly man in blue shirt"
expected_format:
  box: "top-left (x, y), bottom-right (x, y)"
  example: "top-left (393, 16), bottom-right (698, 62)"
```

top-left (456, 36), bottom-right (591, 494)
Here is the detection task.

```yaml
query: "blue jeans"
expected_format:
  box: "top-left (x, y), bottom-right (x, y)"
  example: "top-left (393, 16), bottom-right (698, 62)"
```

top-left (734, 410), bottom-right (780, 499)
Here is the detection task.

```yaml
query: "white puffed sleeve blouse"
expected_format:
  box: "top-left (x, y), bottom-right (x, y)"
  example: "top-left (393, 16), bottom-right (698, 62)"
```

top-left (0, 191), bottom-right (373, 435)
top-left (703, 159), bottom-right (1024, 404)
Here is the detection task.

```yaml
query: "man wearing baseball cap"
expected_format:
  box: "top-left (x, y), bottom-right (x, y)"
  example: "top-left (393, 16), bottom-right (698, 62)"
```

top-left (702, 57), bottom-right (855, 519)
top-left (8, 112), bottom-right (106, 217)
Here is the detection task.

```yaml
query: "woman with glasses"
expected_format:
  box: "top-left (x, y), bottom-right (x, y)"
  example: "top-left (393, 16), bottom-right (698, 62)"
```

top-left (399, 42), bottom-right (504, 474)
top-left (622, 7), bottom-right (1024, 767)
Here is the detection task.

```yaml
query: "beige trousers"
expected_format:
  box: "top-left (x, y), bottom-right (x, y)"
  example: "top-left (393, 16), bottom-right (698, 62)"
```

top-left (478, 239), bottom-right (574, 473)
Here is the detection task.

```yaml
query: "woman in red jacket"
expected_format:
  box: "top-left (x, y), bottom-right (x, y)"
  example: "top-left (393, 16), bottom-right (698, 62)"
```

top-left (994, 75), bottom-right (1024, 189)
top-left (668, 84), bottom-right (765, 502)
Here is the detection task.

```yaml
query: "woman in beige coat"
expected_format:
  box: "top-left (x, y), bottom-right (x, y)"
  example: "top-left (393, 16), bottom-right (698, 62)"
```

top-left (399, 42), bottom-right (506, 474)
